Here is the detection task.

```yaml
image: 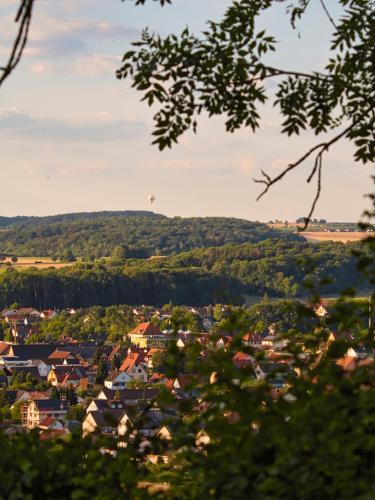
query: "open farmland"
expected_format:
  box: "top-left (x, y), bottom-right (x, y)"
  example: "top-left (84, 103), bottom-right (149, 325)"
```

top-left (301, 232), bottom-right (370, 243)
top-left (1, 257), bottom-right (74, 270)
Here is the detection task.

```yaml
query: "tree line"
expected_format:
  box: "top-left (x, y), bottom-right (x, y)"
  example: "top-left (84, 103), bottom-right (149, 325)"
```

top-left (0, 239), bottom-right (364, 309)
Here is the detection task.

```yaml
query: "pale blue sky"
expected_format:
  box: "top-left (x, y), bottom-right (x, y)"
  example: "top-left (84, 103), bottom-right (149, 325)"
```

top-left (0, 0), bottom-right (371, 221)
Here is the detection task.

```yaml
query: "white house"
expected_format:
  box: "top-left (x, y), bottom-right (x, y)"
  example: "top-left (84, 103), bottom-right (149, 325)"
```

top-left (104, 371), bottom-right (131, 390)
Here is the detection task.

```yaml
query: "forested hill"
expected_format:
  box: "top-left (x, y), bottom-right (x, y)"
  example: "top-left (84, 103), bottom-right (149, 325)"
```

top-left (0, 240), bottom-right (363, 309)
top-left (0, 211), bottom-right (301, 258)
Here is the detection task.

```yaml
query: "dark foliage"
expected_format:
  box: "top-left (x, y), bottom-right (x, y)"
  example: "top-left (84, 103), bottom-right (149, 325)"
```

top-left (0, 239), bottom-right (364, 309)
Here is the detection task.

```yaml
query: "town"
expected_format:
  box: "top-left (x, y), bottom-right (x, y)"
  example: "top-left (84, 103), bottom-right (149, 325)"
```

top-left (0, 302), bottom-right (372, 461)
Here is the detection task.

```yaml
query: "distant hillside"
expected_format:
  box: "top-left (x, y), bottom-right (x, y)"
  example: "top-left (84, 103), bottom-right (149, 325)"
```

top-left (0, 239), bottom-right (363, 309)
top-left (0, 211), bottom-right (301, 258)
top-left (0, 211), bottom-right (157, 227)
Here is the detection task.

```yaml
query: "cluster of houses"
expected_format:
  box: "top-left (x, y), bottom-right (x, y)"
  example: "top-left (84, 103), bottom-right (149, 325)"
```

top-left (0, 306), bottom-right (373, 446)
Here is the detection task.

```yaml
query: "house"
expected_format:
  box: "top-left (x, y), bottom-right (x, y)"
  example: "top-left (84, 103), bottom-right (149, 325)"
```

top-left (10, 365), bottom-right (47, 384)
top-left (117, 411), bottom-right (132, 437)
top-left (17, 308), bottom-right (41, 319)
top-left (254, 361), bottom-right (290, 388)
top-left (336, 356), bottom-right (373, 372)
top-left (104, 371), bottom-right (131, 390)
top-left (261, 335), bottom-right (277, 349)
top-left (119, 352), bottom-right (148, 382)
top-left (82, 409), bottom-right (126, 436)
top-left (47, 366), bottom-right (87, 387)
top-left (345, 345), bottom-right (373, 359)
top-left (48, 350), bottom-right (78, 363)
top-left (38, 416), bottom-right (65, 431)
top-left (127, 322), bottom-right (169, 349)
top-left (156, 424), bottom-right (174, 441)
top-left (40, 310), bottom-right (57, 320)
top-left (3, 389), bottom-right (50, 409)
top-left (97, 387), bottom-right (159, 405)
top-left (62, 346), bottom-right (97, 364)
top-left (172, 374), bottom-right (200, 397)
top-left (117, 408), bottom-right (165, 439)
top-left (242, 332), bottom-right (263, 348)
top-left (314, 304), bottom-right (329, 317)
top-left (86, 398), bottom-right (124, 414)
top-left (232, 352), bottom-right (254, 369)
top-left (23, 399), bottom-right (67, 429)
top-left (7, 344), bottom-right (58, 362)
top-left (216, 337), bottom-right (226, 349)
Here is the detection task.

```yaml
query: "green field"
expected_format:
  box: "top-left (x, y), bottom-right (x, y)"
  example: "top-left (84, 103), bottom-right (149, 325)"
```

top-left (0, 256), bottom-right (73, 271)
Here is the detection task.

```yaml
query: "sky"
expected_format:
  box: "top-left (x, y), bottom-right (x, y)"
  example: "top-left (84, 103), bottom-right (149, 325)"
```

top-left (0, 0), bottom-right (372, 222)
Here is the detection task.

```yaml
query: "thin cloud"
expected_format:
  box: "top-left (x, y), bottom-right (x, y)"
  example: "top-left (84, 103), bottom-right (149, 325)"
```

top-left (0, 10), bottom-right (138, 61)
top-left (0, 107), bottom-right (145, 143)
top-left (26, 17), bottom-right (138, 59)
top-left (70, 53), bottom-right (121, 76)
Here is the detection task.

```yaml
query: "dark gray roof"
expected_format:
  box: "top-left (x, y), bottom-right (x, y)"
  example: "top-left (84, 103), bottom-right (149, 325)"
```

top-left (34, 399), bottom-right (67, 411)
top-left (11, 366), bottom-right (45, 379)
top-left (100, 387), bottom-right (159, 402)
top-left (87, 409), bottom-right (125, 427)
top-left (63, 346), bottom-right (96, 359)
top-left (90, 399), bottom-right (111, 411)
top-left (9, 344), bottom-right (58, 361)
top-left (257, 361), bottom-right (290, 374)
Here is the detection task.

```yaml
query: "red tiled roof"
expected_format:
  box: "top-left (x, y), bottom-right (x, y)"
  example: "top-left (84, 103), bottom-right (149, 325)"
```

top-left (39, 416), bottom-right (57, 428)
top-left (108, 345), bottom-right (121, 361)
top-left (232, 352), bottom-right (253, 369)
top-left (48, 350), bottom-right (73, 359)
top-left (28, 391), bottom-right (50, 400)
top-left (149, 372), bottom-right (165, 382)
top-left (130, 322), bottom-right (161, 336)
top-left (119, 352), bottom-right (146, 372)
top-left (0, 342), bottom-right (10, 356)
top-left (336, 356), bottom-right (373, 372)
top-left (147, 348), bottom-right (164, 357)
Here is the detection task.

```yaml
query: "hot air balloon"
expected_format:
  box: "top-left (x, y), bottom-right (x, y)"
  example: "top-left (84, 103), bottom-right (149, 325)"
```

top-left (148, 194), bottom-right (156, 205)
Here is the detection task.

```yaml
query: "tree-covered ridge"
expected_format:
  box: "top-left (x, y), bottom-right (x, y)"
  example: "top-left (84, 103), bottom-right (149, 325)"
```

top-left (124, 239), bottom-right (360, 293)
top-left (0, 239), bottom-right (363, 309)
top-left (0, 211), bottom-right (158, 227)
top-left (0, 211), bottom-right (301, 259)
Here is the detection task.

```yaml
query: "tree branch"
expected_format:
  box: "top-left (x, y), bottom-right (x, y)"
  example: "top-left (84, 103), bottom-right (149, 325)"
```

top-left (0, 0), bottom-right (35, 88)
top-left (319, 0), bottom-right (337, 30)
top-left (253, 122), bottom-right (357, 228)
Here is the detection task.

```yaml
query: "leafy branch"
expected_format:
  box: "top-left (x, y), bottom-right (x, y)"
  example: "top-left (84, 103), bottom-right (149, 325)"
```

top-left (118, 0), bottom-right (374, 225)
